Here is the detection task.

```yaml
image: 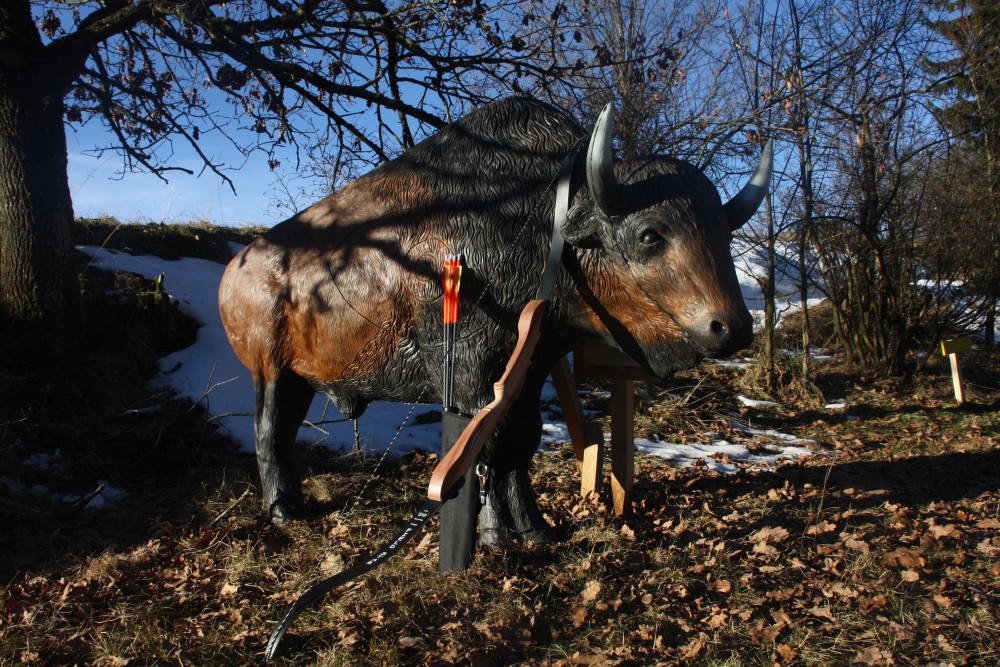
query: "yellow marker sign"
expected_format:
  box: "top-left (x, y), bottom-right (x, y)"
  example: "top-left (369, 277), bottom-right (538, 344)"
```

top-left (940, 337), bottom-right (972, 356)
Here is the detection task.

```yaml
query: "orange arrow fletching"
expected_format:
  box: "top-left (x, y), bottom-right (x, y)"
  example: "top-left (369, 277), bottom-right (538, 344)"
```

top-left (442, 255), bottom-right (461, 325)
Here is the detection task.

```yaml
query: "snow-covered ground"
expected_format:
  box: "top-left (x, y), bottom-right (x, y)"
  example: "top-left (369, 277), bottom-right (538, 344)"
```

top-left (77, 242), bottom-right (827, 480)
top-left (731, 236), bottom-right (827, 331)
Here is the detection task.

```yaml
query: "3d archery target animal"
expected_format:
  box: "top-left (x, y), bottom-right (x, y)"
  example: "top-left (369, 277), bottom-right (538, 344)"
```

top-left (219, 97), bottom-right (770, 541)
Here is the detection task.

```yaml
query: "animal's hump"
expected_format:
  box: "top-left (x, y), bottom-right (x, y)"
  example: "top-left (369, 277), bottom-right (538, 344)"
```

top-left (403, 97), bottom-right (583, 168)
top-left (452, 97), bottom-right (582, 147)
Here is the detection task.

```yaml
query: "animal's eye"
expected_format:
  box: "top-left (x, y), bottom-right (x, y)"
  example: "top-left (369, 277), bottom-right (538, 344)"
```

top-left (640, 229), bottom-right (664, 246)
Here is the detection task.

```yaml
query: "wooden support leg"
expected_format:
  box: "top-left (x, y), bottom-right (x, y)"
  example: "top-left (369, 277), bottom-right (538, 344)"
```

top-left (551, 355), bottom-right (605, 499)
top-left (580, 421), bottom-right (604, 499)
top-left (551, 355), bottom-right (587, 467)
top-left (949, 353), bottom-right (966, 404)
top-left (609, 378), bottom-right (634, 517)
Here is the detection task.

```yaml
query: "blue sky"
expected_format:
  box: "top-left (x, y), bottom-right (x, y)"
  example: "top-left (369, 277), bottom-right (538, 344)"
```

top-left (66, 121), bottom-right (312, 229)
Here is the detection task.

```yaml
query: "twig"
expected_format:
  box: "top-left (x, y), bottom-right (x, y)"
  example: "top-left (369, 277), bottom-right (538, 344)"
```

top-left (205, 411), bottom-right (254, 423)
top-left (210, 486), bottom-right (252, 526)
top-left (187, 363), bottom-right (238, 413)
top-left (680, 375), bottom-right (709, 406)
top-left (308, 418), bottom-right (352, 426)
top-left (64, 483), bottom-right (106, 515)
top-left (81, 224), bottom-right (121, 273)
top-left (803, 450), bottom-right (838, 545)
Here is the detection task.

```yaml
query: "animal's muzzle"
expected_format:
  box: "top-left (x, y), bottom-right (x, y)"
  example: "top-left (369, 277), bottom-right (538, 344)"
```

top-left (689, 309), bottom-right (754, 358)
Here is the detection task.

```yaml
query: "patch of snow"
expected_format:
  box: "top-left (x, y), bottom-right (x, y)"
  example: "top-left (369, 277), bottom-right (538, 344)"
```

top-left (540, 421), bottom-right (570, 445)
top-left (825, 402), bottom-right (848, 410)
top-left (581, 390), bottom-right (612, 399)
top-left (83, 482), bottom-right (130, 510)
top-left (730, 421), bottom-right (817, 446)
top-left (737, 395), bottom-right (779, 408)
top-left (780, 347), bottom-right (839, 362)
top-left (540, 374), bottom-right (559, 403)
top-left (59, 481), bottom-right (130, 510)
top-left (711, 358), bottom-right (755, 369)
top-left (635, 438), bottom-right (813, 474)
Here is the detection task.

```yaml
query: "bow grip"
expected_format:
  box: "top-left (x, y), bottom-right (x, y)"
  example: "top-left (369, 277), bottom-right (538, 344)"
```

top-left (428, 299), bottom-right (548, 501)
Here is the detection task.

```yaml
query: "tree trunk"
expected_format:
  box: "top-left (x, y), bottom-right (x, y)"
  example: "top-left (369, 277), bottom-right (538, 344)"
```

top-left (0, 15), bottom-right (77, 330)
top-left (763, 195), bottom-right (777, 391)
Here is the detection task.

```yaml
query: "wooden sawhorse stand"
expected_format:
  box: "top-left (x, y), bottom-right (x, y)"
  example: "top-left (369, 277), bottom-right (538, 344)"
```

top-left (551, 342), bottom-right (653, 517)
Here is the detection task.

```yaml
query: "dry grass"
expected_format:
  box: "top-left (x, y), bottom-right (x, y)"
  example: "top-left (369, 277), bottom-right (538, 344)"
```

top-left (1, 221), bottom-right (999, 666)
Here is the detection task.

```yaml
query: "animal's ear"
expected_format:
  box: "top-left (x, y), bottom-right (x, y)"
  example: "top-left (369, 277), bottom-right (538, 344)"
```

top-left (560, 207), bottom-right (604, 249)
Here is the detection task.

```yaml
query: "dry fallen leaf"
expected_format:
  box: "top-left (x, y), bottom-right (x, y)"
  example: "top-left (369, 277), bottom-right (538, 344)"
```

top-left (772, 609), bottom-right (793, 626)
top-left (882, 548), bottom-right (924, 568)
top-left (809, 606), bottom-right (836, 622)
top-left (828, 582), bottom-right (858, 599)
top-left (843, 537), bottom-right (870, 554)
top-left (320, 552), bottom-right (344, 575)
top-left (854, 646), bottom-right (892, 665)
top-left (712, 579), bottom-right (732, 594)
top-left (807, 520), bottom-right (837, 535)
top-left (705, 607), bottom-right (729, 629)
top-left (751, 526), bottom-right (790, 544)
top-left (928, 523), bottom-right (959, 540)
top-left (753, 542), bottom-right (779, 557)
top-left (776, 644), bottom-right (798, 663)
top-left (933, 594), bottom-right (953, 608)
top-left (679, 633), bottom-right (707, 660)
top-left (581, 580), bottom-right (601, 604)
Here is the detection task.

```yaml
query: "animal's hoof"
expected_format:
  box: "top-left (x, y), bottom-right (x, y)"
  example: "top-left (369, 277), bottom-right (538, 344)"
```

top-left (478, 526), bottom-right (514, 548)
top-left (268, 500), bottom-right (303, 524)
top-left (478, 525), bottom-right (556, 547)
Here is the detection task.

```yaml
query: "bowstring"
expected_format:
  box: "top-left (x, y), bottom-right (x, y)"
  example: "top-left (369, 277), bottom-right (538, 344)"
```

top-left (345, 398), bottom-right (425, 515)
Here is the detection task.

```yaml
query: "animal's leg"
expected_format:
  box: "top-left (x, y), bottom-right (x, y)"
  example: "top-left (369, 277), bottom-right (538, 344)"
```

top-left (478, 376), bottom-right (554, 546)
top-left (254, 371), bottom-right (315, 523)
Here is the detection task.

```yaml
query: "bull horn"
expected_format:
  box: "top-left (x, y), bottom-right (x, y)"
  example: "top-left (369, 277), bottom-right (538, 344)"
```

top-left (586, 104), bottom-right (624, 216)
top-left (723, 138), bottom-right (774, 230)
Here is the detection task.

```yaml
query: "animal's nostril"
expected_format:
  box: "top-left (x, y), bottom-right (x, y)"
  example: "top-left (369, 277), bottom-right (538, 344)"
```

top-left (691, 311), bottom-right (753, 357)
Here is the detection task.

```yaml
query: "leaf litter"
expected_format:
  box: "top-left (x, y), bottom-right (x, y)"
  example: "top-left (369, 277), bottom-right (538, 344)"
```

top-left (1, 223), bottom-right (999, 666)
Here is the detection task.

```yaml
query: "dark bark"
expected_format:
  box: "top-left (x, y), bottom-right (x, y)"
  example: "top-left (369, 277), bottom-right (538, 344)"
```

top-left (0, 1), bottom-right (86, 330)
